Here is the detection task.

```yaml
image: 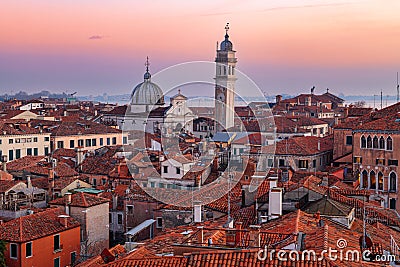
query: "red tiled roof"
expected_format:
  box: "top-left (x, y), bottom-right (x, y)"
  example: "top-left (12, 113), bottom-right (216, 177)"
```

top-left (76, 244), bottom-right (127, 267)
top-left (106, 249), bottom-right (336, 267)
top-left (263, 135), bottom-right (333, 156)
top-left (0, 180), bottom-right (22, 193)
top-left (0, 120), bottom-right (43, 135)
top-left (0, 207), bottom-right (80, 242)
top-left (30, 118), bottom-right (121, 136)
top-left (0, 110), bottom-right (25, 119)
top-left (52, 148), bottom-right (77, 158)
top-left (26, 161), bottom-right (78, 177)
top-left (106, 256), bottom-right (187, 267)
top-left (49, 192), bottom-right (109, 208)
top-left (105, 105), bottom-right (128, 116)
top-left (0, 170), bottom-right (13, 181)
top-left (6, 155), bottom-right (45, 171)
top-left (231, 206), bottom-right (256, 228)
top-left (79, 146), bottom-right (122, 175)
top-left (292, 116), bottom-right (328, 126)
top-left (354, 113), bottom-right (400, 132)
top-left (347, 107), bottom-right (373, 117)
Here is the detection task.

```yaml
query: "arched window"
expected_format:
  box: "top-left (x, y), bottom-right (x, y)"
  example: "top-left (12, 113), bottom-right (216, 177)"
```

top-left (387, 136), bottom-right (393, 151)
top-left (373, 136), bottom-right (378, 149)
top-left (378, 172), bottom-right (384, 190)
top-left (370, 170), bottom-right (376, 189)
top-left (379, 136), bottom-right (385, 149)
top-left (389, 172), bottom-right (397, 192)
top-left (361, 136), bottom-right (366, 148)
top-left (362, 170), bottom-right (368, 189)
top-left (367, 136), bottom-right (372, 148)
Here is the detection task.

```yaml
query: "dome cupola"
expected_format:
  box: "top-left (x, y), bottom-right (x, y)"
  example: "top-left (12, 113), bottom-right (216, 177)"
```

top-left (130, 57), bottom-right (165, 109)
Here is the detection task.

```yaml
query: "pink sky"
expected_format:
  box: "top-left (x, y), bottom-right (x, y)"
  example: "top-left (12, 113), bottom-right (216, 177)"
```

top-left (1, 0), bottom-right (399, 96)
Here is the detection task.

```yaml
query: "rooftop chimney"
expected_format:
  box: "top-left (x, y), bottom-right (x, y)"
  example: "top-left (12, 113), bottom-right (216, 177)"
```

top-left (197, 226), bottom-right (204, 245)
top-left (64, 192), bottom-right (72, 215)
top-left (58, 215), bottom-right (69, 228)
top-left (26, 175), bottom-right (32, 189)
top-left (276, 95), bottom-right (282, 105)
top-left (49, 168), bottom-right (55, 180)
top-left (193, 201), bottom-right (202, 223)
top-left (249, 225), bottom-right (261, 248)
top-left (75, 147), bottom-right (84, 167)
top-left (1, 155), bottom-right (8, 172)
top-left (268, 187), bottom-right (283, 220)
top-left (268, 176), bottom-right (278, 190)
top-left (307, 96), bottom-right (312, 106)
top-left (317, 140), bottom-right (321, 151)
top-left (235, 222), bottom-right (243, 247)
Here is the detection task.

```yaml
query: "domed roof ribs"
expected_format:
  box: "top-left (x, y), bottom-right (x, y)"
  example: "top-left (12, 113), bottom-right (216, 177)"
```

top-left (130, 57), bottom-right (165, 107)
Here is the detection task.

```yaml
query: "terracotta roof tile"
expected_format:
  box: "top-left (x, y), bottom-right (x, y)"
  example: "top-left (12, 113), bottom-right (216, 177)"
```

top-left (0, 207), bottom-right (80, 242)
top-left (263, 135), bottom-right (333, 156)
top-left (30, 118), bottom-right (121, 136)
top-left (49, 192), bottom-right (109, 208)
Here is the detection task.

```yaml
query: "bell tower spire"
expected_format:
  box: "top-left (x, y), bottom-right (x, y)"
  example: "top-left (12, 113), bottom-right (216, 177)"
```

top-left (214, 23), bottom-right (237, 132)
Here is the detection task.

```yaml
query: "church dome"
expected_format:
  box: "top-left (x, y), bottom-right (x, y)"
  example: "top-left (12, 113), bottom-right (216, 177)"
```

top-left (131, 59), bottom-right (165, 106)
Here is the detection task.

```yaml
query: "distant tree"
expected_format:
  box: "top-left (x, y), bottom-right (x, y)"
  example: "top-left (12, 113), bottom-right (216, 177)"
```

top-left (0, 240), bottom-right (6, 267)
top-left (353, 101), bottom-right (366, 108)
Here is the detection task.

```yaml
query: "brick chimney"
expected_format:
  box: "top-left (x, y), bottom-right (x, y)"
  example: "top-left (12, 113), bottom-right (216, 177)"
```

top-left (49, 168), bottom-right (54, 180)
top-left (58, 215), bottom-right (69, 228)
top-left (197, 226), bottom-right (204, 245)
top-left (234, 222), bottom-right (243, 247)
top-left (249, 225), bottom-right (261, 248)
top-left (64, 192), bottom-right (72, 215)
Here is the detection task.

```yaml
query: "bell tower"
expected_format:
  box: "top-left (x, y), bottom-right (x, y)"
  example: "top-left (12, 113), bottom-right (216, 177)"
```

top-left (215, 23), bottom-right (237, 132)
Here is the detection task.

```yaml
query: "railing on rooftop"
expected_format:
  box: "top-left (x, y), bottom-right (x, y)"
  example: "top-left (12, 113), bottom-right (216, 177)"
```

top-left (390, 235), bottom-right (400, 260)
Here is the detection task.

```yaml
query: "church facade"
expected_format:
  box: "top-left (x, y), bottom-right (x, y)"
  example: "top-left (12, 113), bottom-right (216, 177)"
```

top-left (101, 24), bottom-right (238, 139)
